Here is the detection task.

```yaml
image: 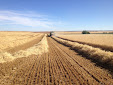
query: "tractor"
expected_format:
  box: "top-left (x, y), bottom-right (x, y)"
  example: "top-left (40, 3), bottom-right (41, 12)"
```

top-left (49, 31), bottom-right (54, 37)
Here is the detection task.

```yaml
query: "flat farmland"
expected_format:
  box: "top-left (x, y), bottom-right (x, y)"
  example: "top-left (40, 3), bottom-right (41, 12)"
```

top-left (0, 32), bottom-right (44, 53)
top-left (57, 34), bottom-right (113, 46)
top-left (0, 32), bottom-right (46, 63)
top-left (57, 34), bottom-right (113, 52)
top-left (54, 31), bottom-right (113, 35)
top-left (0, 32), bottom-right (113, 85)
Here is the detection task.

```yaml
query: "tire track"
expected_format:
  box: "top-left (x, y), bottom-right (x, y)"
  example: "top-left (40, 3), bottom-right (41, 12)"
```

top-left (0, 36), bottom-right (113, 85)
top-left (48, 37), bottom-right (96, 84)
top-left (49, 37), bottom-right (113, 84)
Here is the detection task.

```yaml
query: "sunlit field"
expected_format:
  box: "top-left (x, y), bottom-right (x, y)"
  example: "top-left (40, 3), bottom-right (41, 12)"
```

top-left (57, 34), bottom-right (113, 47)
top-left (0, 31), bottom-right (113, 85)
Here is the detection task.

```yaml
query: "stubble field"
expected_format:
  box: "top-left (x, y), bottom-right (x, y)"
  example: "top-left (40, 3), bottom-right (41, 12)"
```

top-left (56, 33), bottom-right (113, 52)
top-left (57, 34), bottom-right (113, 47)
top-left (0, 31), bottom-right (113, 85)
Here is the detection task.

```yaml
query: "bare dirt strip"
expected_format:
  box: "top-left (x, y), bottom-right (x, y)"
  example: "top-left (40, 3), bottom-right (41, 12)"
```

top-left (0, 37), bottom-right (113, 85)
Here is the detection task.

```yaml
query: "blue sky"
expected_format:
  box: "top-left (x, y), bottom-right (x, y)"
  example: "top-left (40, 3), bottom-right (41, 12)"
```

top-left (0, 0), bottom-right (113, 31)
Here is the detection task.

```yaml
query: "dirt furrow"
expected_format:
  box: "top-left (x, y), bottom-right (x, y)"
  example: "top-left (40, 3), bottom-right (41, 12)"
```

top-left (49, 37), bottom-right (113, 84)
top-left (0, 36), bottom-right (113, 85)
top-left (48, 38), bottom-right (96, 84)
top-left (50, 45), bottom-right (71, 84)
top-left (48, 37), bottom-right (97, 84)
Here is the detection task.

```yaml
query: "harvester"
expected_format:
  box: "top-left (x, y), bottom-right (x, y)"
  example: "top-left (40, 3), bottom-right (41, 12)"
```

top-left (49, 31), bottom-right (54, 37)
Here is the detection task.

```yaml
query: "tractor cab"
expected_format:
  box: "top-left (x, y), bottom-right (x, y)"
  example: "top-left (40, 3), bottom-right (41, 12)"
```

top-left (49, 31), bottom-right (54, 37)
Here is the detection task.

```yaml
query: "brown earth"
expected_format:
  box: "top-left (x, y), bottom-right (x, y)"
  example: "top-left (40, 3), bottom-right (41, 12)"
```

top-left (0, 37), bottom-right (113, 85)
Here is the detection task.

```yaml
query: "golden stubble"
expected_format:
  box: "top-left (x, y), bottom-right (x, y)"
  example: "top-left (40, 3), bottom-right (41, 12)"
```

top-left (0, 34), bottom-right (48, 63)
top-left (57, 34), bottom-right (113, 47)
top-left (53, 36), bottom-right (113, 66)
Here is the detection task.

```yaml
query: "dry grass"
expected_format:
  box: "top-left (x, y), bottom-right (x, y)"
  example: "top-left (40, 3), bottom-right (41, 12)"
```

top-left (56, 34), bottom-right (113, 52)
top-left (0, 34), bottom-right (48, 63)
top-left (57, 34), bottom-right (113, 46)
top-left (14, 34), bottom-right (48, 57)
top-left (52, 36), bottom-right (113, 66)
top-left (0, 32), bottom-right (43, 52)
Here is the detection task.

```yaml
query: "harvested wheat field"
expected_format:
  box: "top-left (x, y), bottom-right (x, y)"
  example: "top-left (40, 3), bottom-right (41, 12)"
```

top-left (0, 32), bottom-right (113, 85)
top-left (54, 31), bottom-right (113, 35)
top-left (0, 32), bottom-right (44, 53)
top-left (0, 32), bottom-right (45, 63)
top-left (56, 34), bottom-right (113, 52)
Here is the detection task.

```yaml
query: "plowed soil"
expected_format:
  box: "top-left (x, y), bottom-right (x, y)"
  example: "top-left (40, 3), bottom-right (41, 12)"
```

top-left (0, 37), bottom-right (113, 85)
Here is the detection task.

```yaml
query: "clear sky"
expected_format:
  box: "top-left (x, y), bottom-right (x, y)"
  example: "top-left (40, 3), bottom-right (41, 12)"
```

top-left (0, 0), bottom-right (113, 31)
